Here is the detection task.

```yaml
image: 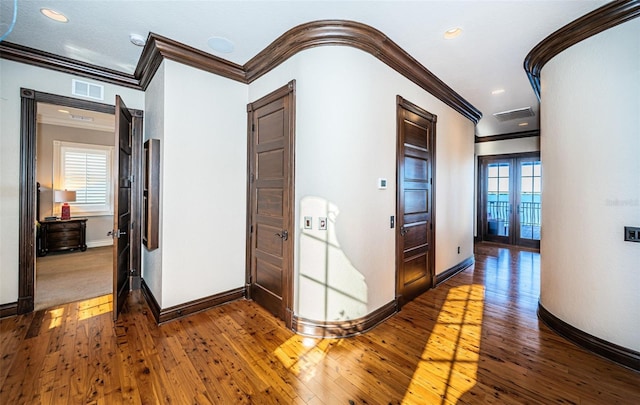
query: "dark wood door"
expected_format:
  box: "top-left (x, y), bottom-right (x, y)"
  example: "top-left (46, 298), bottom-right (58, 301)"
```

top-left (112, 96), bottom-right (132, 320)
top-left (396, 97), bottom-right (435, 307)
top-left (247, 82), bottom-right (295, 326)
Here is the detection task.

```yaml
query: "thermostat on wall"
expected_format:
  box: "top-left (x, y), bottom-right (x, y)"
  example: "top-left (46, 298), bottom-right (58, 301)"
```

top-left (378, 178), bottom-right (387, 189)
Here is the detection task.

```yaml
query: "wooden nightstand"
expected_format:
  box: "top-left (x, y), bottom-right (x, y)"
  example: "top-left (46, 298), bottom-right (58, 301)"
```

top-left (38, 217), bottom-right (88, 256)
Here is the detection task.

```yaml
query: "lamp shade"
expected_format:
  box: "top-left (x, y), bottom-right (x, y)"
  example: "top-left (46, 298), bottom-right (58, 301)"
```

top-left (54, 190), bottom-right (76, 203)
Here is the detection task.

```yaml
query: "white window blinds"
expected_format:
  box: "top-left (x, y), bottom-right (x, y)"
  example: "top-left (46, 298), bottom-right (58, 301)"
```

top-left (53, 141), bottom-right (114, 215)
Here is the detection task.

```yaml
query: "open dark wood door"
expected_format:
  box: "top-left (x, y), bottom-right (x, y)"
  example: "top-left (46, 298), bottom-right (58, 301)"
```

top-left (396, 96), bottom-right (436, 308)
top-left (247, 82), bottom-right (295, 327)
top-left (112, 96), bottom-right (133, 320)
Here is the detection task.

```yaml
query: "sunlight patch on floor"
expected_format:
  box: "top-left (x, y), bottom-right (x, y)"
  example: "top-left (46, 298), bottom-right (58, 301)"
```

top-left (47, 307), bottom-right (65, 329)
top-left (274, 335), bottom-right (343, 382)
top-left (402, 284), bottom-right (485, 404)
top-left (77, 295), bottom-right (112, 321)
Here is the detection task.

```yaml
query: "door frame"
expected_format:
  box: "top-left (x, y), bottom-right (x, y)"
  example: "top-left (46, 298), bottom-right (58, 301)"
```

top-left (245, 81), bottom-right (296, 328)
top-left (17, 88), bottom-right (143, 314)
top-left (395, 96), bottom-right (436, 308)
top-left (477, 151), bottom-right (541, 248)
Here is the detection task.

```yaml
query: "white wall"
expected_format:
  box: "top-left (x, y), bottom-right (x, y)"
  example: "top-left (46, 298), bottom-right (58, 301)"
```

top-left (142, 62), bottom-right (165, 305)
top-left (159, 60), bottom-right (248, 308)
top-left (0, 59), bottom-right (144, 305)
top-left (250, 47), bottom-right (475, 321)
top-left (540, 19), bottom-right (640, 351)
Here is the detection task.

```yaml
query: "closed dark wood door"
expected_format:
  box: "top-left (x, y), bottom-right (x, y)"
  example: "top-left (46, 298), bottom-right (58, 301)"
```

top-left (396, 97), bottom-right (435, 307)
top-left (247, 82), bottom-right (295, 326)
top-left (113, 95), bottom-right (132, 320)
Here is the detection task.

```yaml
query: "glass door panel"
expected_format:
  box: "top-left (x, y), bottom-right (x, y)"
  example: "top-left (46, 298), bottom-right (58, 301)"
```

top-left (484, 160), bottom-right (512, 244)
top-left (517, 159), bottom-right (541, 247)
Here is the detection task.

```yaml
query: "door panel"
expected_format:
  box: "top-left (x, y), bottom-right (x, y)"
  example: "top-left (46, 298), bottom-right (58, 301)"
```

top-left (396, 97), bottom-right (435, 308)
top-left (483, 159), bottom-right (512, 244)
top-left (113, 95), bottom-right (132, 320)
top-left (247, 82), bottom-right (295, 326)
top-left (516, 157), bottom-right (542, 247)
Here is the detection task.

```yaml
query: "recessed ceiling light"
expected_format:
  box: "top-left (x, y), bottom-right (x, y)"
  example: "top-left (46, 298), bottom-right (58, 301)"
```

top-left (129, 34), bottom-right (146, 47)
top-left (57, 109), bottom-right (70, 114)
top-left (207, 36), bottom-right (235, 53)
top-left (444, 27), bottom-right (462, 39)
top-left (40, 8), bottom-right (68, 23)
top-left (491, 89), bottom-right (505, 95)
top-left (518, 122), bottom-right (529, 127)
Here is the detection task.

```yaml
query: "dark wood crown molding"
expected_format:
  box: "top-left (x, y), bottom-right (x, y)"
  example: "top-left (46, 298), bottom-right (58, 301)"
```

top-left (244, 20), bottom-right (481, 123)
top-left (1, 21), bottom-right (481, 124)
top-left (0, 41), bottom-right (139, 89)
top-left (475, 129), bottom-right (540, 143)
top-left (136, 33), bottom-right (246, 89)
top-left (538, 302), bottom-right (640, 372)
top-left (524, 0), bottom-right (640, 99)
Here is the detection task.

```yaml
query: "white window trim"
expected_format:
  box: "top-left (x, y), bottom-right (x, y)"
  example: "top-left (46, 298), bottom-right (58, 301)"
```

top-left (53, 140), bottom-right (115, 217)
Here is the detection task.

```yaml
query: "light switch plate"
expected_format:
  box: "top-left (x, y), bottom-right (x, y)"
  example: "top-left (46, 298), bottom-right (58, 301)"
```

top-left (318, 217), bottom-right (327, 230)
top-left (304, 216), bottom-right (312, 229)
top-left (378, 178), bottom-right (387, 189)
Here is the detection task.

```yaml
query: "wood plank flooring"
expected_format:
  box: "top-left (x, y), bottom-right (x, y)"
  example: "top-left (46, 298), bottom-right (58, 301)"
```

top-left (2, 243), bottom-right (639, 404)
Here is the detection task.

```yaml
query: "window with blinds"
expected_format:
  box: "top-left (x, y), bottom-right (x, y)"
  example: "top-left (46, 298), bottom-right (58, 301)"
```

top-left (53, 140), bottom-right (114, 215)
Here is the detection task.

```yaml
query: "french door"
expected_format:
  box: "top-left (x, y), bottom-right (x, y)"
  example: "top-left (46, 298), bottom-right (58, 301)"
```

top-left (479, 153), bottom-right (541, 248)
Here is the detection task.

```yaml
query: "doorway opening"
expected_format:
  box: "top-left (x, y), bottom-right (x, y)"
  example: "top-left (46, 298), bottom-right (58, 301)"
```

top-left (34, 102), bottom-right (116, 310)
top-left (18, 89), bottom-right (142, 318)
top-left (478, 152), bottom-right (541, 249)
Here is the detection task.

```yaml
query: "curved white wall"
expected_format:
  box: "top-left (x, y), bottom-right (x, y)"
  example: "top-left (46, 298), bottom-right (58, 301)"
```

top-left (251, 46), bottom-right (475, 321)
top-left (539, 19), bottom-right (640, 350)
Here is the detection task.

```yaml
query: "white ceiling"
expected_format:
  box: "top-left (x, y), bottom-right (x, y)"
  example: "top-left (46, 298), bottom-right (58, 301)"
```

top-left (0, 0), bottom-right (608, 136)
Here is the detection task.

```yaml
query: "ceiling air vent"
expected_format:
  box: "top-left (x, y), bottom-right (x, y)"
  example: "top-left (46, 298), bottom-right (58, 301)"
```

top-left (72, 79), bottom-right (104, 101)
top-left (493, 107), bottom-right (534, 122)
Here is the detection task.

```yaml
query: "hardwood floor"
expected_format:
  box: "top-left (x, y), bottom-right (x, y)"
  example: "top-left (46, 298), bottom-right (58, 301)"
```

top-left (1, 243), bottom-right (638, 404)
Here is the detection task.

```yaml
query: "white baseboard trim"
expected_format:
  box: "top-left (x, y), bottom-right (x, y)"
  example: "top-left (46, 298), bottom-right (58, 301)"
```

top-left (86, 239), bottom-right (113, 249)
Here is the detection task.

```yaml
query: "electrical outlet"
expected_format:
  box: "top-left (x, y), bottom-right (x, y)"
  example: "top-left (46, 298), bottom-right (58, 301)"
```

top-left (318, 217), bottom-right (327, 230)
top-left (624, 226), bottom-right (640, 242)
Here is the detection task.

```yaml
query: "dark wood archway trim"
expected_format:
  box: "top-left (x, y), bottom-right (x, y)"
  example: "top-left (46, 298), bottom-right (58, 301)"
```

top-left (1, 21), bottom-right (481, 124)
top-left (538, 302), bottom-right (640, 372)
top-left (524, 0), bottom-right (640, 99)
top-left (475, 130), bottom-right (540, 143)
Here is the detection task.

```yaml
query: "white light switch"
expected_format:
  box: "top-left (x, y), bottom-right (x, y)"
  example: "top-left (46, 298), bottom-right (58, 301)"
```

top-left (318, 217), bottom-right (327, 230)
top-left (304, 216), bottom-right (312, 229)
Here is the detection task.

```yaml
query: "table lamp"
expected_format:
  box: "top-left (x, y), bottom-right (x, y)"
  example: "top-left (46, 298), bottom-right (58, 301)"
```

top-left (54, 190), bottom-right (76, 220)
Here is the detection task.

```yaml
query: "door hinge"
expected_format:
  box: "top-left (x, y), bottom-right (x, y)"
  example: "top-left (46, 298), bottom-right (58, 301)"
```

top-left (250, 225), bottom-right (253, 233)
top-left (129, 269), bottom-right (136, 275)
top-left (430, 223), bottom-right (433, 230)
top-left (127, 175), bottom-right (134, 183)
top-left (430, 178), bottom-right (432, 185)
top-left (250, 173), bottom-right (255, 183)
top-left (252, 123), bottom-right (255, 132)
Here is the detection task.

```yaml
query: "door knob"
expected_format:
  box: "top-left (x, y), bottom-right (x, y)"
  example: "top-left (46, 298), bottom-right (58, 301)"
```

top-left (275, 230), bottom-right (289, 241)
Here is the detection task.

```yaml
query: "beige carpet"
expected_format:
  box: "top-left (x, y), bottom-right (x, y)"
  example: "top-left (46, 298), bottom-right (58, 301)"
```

top-left (35, 246), bottom-right (112, 311)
